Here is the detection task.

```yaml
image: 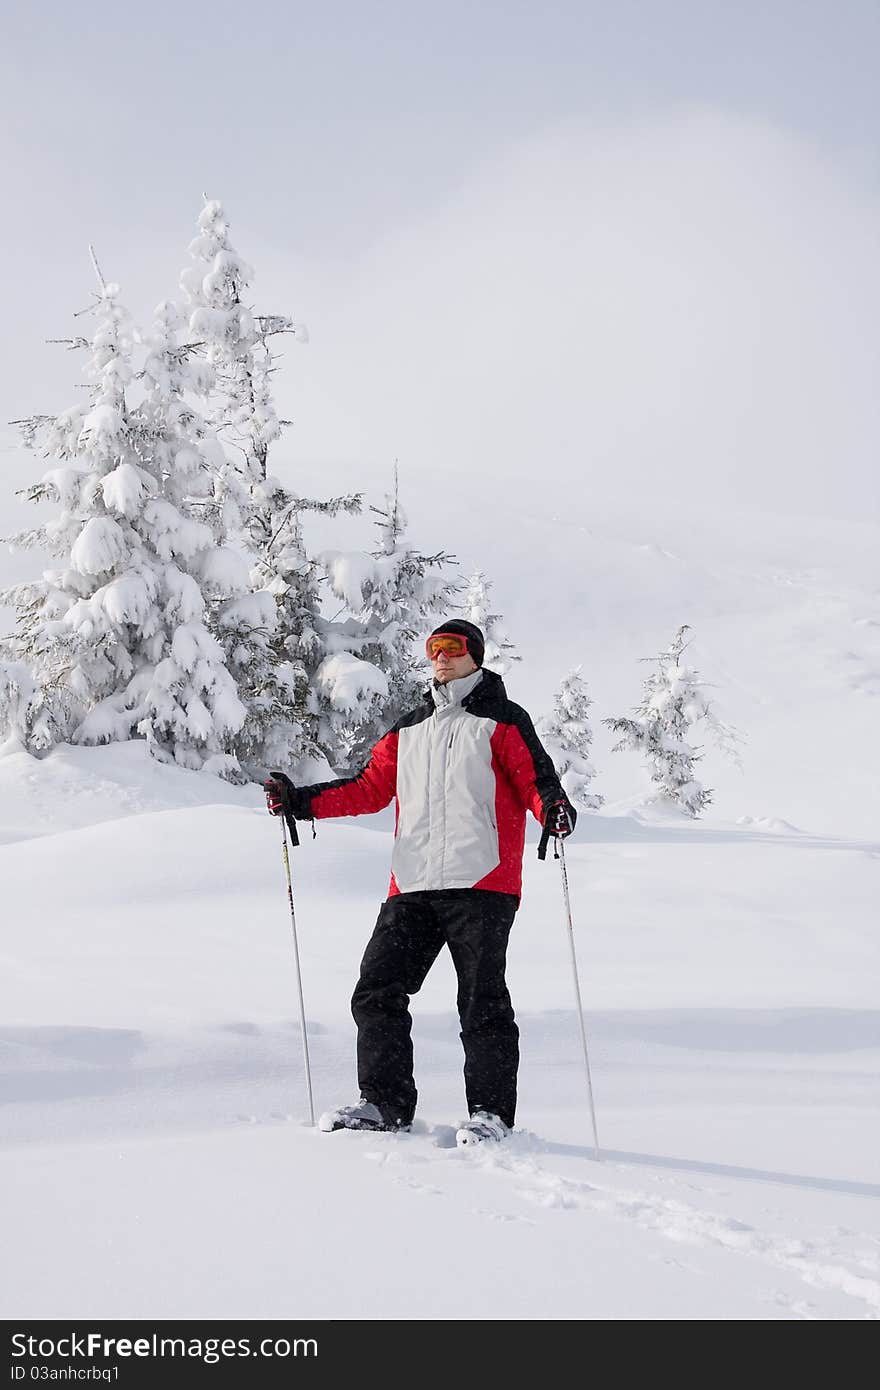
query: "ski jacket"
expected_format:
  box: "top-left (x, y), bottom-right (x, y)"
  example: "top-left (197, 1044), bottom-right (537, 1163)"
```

top-left (294, 670), bottom-right (565, 898)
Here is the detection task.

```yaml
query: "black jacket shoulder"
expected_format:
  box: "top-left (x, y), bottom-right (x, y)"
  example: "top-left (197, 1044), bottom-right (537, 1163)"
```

top-left (462, 670), bottom-right (537, 731)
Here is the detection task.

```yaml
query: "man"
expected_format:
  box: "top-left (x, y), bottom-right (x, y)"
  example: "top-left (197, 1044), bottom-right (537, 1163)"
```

top-left (265, 619), bottom-right (576, 1146)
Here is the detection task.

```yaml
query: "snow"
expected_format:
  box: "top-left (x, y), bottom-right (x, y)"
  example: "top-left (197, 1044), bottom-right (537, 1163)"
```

top-left (40, 466), bottom-right (85, 510)
top-left (2, 444), bottom-right (880, 1318)
top-left (77, 401), bottom-right (126, 454)
top-left (97, 572), bottom-right (158, 628)
top-left (100, 462), bottom-right (154, 519)
top-left (319, 548), bottom-right (381, 612)
top-left (218, 589), bottom-right (275, 633)
top-left (0, 723), bottom-right (878, 1320)
top-left (163, 568), bottom-right (205, 625)
top-left (69, 516), bottom-right (129, 577)
top-left (313, 649), bottom-right (389, 712)
top-left (141, 500), bottom-right (213, 564)
top-left (167, 623), bottom-right (222, 675)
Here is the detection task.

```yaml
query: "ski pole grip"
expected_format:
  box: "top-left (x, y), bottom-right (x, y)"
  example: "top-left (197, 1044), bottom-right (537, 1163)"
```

top-left (284, 811), bottom-right (300, 848)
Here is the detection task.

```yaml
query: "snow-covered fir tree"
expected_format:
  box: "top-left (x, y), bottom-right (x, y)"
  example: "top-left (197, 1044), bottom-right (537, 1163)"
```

top-left (462, 570), bottom-right (519, 675)
top-left (178, 198), bottom-right (361, 777)
top-left (319, 466), bottom-right (459, 769)
top-left (244, 484), bottom-right (363, 776)
top-left (538, 667), bottom-right (603, 810)
top-left (1, 270), bottom-right (247, 775)
top-left (135, 295), bottom-right (251, 775)
top-left (604, 624), bottom-right (735, 817)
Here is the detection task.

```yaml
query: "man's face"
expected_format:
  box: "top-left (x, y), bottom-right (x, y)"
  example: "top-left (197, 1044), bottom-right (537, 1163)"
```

top-left (430, 649), bottom-right (478, 684)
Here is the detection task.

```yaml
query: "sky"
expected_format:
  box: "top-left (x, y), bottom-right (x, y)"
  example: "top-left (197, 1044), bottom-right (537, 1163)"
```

top-left (2, 0), bottom-right (879, 522)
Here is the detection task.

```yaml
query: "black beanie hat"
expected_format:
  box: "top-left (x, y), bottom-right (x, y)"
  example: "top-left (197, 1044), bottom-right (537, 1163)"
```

top-left (429, 619), bottom-right (485, 667)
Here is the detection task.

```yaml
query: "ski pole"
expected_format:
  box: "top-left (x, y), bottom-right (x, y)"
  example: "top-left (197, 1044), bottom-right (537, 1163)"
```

top-left (556, 835), bottom-right (601, 1160)
top-left (278, 810), bottom-right (316, 1127)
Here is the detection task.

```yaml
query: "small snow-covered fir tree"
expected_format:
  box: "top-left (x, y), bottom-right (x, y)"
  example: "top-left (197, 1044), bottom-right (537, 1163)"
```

top-left (1, 269), bottom-right (246, 775)
top-left (538, 667), bottom-right (603, 810)
top-left (604, 625), bottom-right (735, 817)
top-left (178, 198), bottom-right (361, 776)
top-left (319, 466), bottom-right (459, 769)
top-left (2, 276), bottom-right (140, 748)
top-left (462, 570), bottom-right (519, 675)
top-left (244, 483), bottom-right (362, 775)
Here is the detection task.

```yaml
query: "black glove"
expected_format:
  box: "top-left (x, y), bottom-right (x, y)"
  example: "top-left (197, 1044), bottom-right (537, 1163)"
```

top-left (264, 772), bottom-right (314, 821)
top-left (537, 795), bottom-right (577, 860)
top-left (545, 798), bottom-right (577, 837)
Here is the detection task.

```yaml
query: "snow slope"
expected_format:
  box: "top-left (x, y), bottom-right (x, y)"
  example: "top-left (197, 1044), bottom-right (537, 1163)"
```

top-left (2, 464), bottom-right (880, 1319)
top-left (1, 730), bottom-right (878, 1320)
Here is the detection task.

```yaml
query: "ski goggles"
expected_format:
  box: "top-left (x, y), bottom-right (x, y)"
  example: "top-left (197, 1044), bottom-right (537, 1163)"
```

top-left (425, 632), bottom-right (470, 659)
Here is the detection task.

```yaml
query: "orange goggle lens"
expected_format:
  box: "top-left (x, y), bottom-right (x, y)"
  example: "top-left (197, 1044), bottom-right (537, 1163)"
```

top-left (426, 633), bottom-right (469, 659)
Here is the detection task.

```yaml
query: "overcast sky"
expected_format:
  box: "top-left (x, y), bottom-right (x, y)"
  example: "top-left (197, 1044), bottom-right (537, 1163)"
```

top-left (3, 0), bottom-right (879, 522)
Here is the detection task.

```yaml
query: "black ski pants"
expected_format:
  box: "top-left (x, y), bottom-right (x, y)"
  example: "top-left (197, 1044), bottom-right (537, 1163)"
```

top-left (351, 889), bottom-right (520, 1129)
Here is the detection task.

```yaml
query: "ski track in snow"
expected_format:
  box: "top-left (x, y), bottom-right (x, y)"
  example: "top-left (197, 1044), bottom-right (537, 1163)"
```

top-left (352, 1130), bottom-right (880, 1319)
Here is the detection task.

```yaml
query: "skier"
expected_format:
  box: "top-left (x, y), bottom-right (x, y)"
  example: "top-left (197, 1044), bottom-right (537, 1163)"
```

top-left (264, 619), bottom-right (576, 1145)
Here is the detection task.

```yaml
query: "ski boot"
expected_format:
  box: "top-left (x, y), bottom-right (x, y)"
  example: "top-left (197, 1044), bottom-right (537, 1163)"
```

top-left (455, 1110), bottom-right (510, 1147)
top-left (318, 1098), bottom-right (410, 1134)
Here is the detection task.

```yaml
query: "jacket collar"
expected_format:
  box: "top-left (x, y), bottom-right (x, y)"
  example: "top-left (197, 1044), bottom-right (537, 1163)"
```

top-left (424, 667), bottom-right (508, 714)
top-left (430, 668), bottom-right (484, 711)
